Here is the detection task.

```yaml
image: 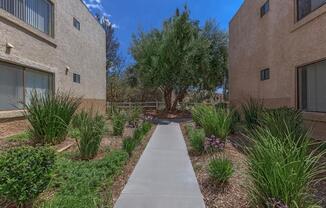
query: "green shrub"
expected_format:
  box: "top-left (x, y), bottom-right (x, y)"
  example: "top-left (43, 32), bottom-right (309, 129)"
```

top-left (71, 110), bottom-right (89, 129)
top-left (260, 107), bottom-right (307, 140)
top-left (40, 150), bottom-right (128, 208)
top-left (191, 104), bottom-right (211, 127)
top-left (200, 107), bottom-right (233, 141)
top-left (0, 147), bottom-right (55, 207)
top-left (76, 112), bottom-right (106, 160)
top-left (188, 128), bottom-right (205, 153)
top-left (127, 106), bottom-right (142, 127)
top-left (23, 91), bottom-right (81, 145)
top-left (112, 111), bottom-right (126, 136)
top-left (208, 157), bottom-right (234, 183)
top-left (140, 121), bottom-right (152, 134)
top-left (241, 98), bottom-right (264, 130)
top-left (122, 137), bottom-right (137, 156)
top-left (247, 127), bottom-right (326, 208)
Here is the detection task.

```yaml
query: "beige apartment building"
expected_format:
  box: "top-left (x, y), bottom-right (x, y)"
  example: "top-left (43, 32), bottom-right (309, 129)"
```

top-left (0, 0), bottom-right (106, 119)
top-left (229, 0), bottom-right (326, 139)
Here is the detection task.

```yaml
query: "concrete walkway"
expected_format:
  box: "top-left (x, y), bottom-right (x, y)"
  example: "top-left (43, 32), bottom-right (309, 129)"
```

top-left (114, 122), bottom-right (205, 208)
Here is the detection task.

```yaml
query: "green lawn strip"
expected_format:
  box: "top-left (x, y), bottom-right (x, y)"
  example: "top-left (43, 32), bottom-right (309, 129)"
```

top-left (5, 131), bottom-right (30, 142)
top-left (37, 150), bottom-right (129, 208)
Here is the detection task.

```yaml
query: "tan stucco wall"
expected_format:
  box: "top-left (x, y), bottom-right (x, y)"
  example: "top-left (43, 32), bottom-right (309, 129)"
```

top-left (229, 0), bottom-right (326, 139)
top-left (0, 0), bottom-right (106, 114)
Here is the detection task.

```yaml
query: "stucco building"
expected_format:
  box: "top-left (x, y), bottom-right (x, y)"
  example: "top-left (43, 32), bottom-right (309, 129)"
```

top-left (229, 0), bottom-right (326, 139)
top-left (0, 0), bottom-right (106, 119)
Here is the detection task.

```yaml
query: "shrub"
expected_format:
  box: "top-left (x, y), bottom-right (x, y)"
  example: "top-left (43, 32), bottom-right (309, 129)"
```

top-left (200, 107), bottom-right (234, 141)
top-left (241, 98), bottom-right (264, 130)
top-left (71, 110), bottom-right (89, 129)
top-left (204, 135), bottom-right (225, 152)
top-left (112, 111), bottom-right (126, 136)
top-left (122, 137), bottom-right (137, 156)
top-left (76, 112), bottom-right (106, 160)
top-left (188, 128), bottom-right (205, 153)
top-left (24, 91), bottom-right (81, 145)
top-left (247, 127), bottom-right (326, 208)
top-left (0, 147), bottom-right (55, 207)
top-left (127, 106), bottom-right (142, 128)
top-left (191, 104), bottom-right (211, 127)
top-left (208, 157), bottom-right (234, 184)
top-left (140, 121), bottom-right (152, 134)
top-left (260, 107), bottom-right (307, 140)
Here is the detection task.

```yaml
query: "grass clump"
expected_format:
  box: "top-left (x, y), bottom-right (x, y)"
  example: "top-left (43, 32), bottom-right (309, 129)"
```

top-left (40, 150), bottom-right (128, 208)
top-left (127, 106), bottom-right (142, 128)
top-left (112, 111), bottom-right (126, 136)
top-left (0, 147), bottom-right (55, 207)
top-left (191, 104), bottom-right (211, 127)
top-left (208, 157), bottom-right (234, 184)
top-left (241, 98), bottom-right (264, 130)
top-left (122, 137), bottom-right (137, 156)
top-left (24, 91), bottom-right (81, 145)
top-left (74, 111), bottom-right (106, 160)
top-left (5, 131), bottom-right (30, 142)
top-left (188, 128), bottom-right (205, 153)
top-left (247, 126), bottom-right (326, 208)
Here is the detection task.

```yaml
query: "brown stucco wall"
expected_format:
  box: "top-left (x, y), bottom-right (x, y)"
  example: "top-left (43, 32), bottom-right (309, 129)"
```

top-left (229, 0), bottom-right (326, 139)
top-left (0, 0), bottom-right (106, 115)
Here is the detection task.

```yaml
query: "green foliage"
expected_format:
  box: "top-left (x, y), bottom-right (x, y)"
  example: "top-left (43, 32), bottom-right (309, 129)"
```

top-left (261, 107), bottom-right (307, 140)
top-left (199, 106), bottom-right (234, 140)
top-left (208, 157), bottom-right (234, 184)
top-left (247, 126), bottom-right (326, 208)
top-left (0, 147), bottom-right (55, 207)
top-left (122, 137), bottom-right (137, 156)
top-left (188, 128), bottom-right (205, 153)
top-left (230, 108), bottom-right (241, 133)
top-left (241, 98), bottom-right (264, 130)
top-left (5, 131), bottom-right (30, 142)
top-left (40, 150), bottom-right (128, 208)
top-left (131, 7), bottom-right (228, 111)
top-left (127, 106), bottom-right (142, 127)
top-left (71, 110), bottom-right (89, 129)
top-left (23, 91), bottom-right (81, 145)
top-left (191, 104), bottom-right (211, 127)
top-left (75, 112), bottom-right (106, 160)
top-left (112, 111), bottom-right (126, 136)
top-left (140, 121), bottom-right (152, 134)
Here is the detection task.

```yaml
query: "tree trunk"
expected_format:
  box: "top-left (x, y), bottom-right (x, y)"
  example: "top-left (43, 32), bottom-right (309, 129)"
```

top-left (163, 87), bottom-right (173, 112)
top-left (171, 89), bottom-right (187, 112)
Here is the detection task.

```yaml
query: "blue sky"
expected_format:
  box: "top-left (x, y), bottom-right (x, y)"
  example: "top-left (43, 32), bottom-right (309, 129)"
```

top-left (83, 0), bottom-right (244, 64)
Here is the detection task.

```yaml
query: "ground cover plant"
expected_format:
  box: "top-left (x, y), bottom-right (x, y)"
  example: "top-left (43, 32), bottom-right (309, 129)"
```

top-left (0, 147), bottom-right (55, 207)
top-left (208, 157), bottom-right (234, 184)
top-left (247, 124), bottom-right (326, 207)
top-left (5, 131), bottom-right (30, 142)
top-left (23, 91), bottom-right (81, 145)
top-left (39, 150), bottom-right (128, 208)
top-left (74, 112), bottom-right (106, 160)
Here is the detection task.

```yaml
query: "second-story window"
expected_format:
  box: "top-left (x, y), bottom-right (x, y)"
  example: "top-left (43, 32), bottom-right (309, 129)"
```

top-left (0, 0), bottom-right (54, 36)
top-left (260, 0), bottom-right (269, 17)
top-left (260, 68), bottom-right (270, 81)
top-left (73, 17), bottom-right (80, 30)
top-left (297, 0), bottom-right (326, 20)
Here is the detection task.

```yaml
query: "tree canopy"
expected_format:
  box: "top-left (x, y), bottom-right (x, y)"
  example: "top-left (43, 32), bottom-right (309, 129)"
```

top-left (130, 7), bottom-right (228, 112)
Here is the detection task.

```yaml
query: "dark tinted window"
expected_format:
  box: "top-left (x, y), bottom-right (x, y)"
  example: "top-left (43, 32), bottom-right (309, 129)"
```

top-left (73, 18), bottom-right (80, 30)
top-left (297, 0), bottom-right (326, 20)
top-left (260, 68), bottom-right (270, 81)
top-left (73, 73), bottom-right (80, 83)
top-left (260, 0), bottom-right (269, 17)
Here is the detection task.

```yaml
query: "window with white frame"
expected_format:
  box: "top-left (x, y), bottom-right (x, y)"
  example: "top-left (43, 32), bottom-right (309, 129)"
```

top-left (0, 62), bottom-right (53, 110)
top-left (0, 0), bottom-right (54, 36)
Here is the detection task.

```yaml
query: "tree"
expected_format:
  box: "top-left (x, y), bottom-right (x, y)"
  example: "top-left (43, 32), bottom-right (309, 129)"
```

top-left (130, 7), bottom-right (228, 112)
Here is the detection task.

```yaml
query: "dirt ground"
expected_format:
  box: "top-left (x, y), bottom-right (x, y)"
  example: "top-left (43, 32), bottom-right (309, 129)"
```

top-left (0, 119), bottom-right (28, 138)
top-left (181, 123), bottom-right (249, 208)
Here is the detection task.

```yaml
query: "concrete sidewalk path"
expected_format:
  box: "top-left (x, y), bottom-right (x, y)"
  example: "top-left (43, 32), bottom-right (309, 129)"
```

top-left (114, 122), bottom-right (205, 208)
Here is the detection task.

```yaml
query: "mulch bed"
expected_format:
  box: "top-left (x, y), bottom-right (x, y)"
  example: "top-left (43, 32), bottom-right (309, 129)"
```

top-left (109, 125), bottom-right (156, 206)
top-left (0, 119), bottom-right (28, 138)
top-left (181, 123), bottom-right (250, 208)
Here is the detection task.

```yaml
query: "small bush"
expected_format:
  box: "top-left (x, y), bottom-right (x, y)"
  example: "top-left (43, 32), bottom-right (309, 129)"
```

top-left (200, 107), bottom-right (234, 141)
top-left (71, 110), bottom-right (89, 129)
top-left (112, 111), bottom-right (126, 136)
top-left (208, 157), bottom-right (234, 184)
top-left (127, 107), bottom-right (142, 128)
top-left (140, 121), bottom-right (152, 134)
top-left (24, 91), bottom-right (81, 145)
top-left (241, 98), bottom-right (264, 130)
top-left (76, 112), bottom-right (106, 160)
top-left (0, 147), bottom-right (55, 207)
top-left (122, 137), bottom-right (137, 156)
top-left (188, 128), bottom-right (205, 153)
top-left (247, 127), bottom-right (326, 208)
top-left (204, 136), bottom-right (225, 152)
top-left (191, 104), bottom-right (211, 127)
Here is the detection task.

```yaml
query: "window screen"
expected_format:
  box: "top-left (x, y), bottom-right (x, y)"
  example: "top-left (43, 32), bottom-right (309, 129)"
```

top-left (0, 63), bottom-right (24, 110)
top-left (299, 60), bottom-right (326, 112)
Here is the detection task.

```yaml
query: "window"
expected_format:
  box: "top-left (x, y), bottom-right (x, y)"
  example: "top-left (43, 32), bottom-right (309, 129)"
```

top-left (260, 68), bottom-right (270, 81)
top-left (0, 62), bottom-right (53, 110)
top-left (0, 0), bottom-right (54, 36)
top-left (73, 73), bottom-right (80, 83)
top-left (298, 60), bottom-right (326, 112)
top-left (73, 17), bottom-right (80, 30)
top-left (260, 0), bottom-right (269, 17)
top-left (297, 0), bottom-right (326, 20)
